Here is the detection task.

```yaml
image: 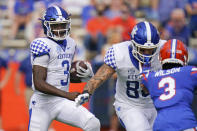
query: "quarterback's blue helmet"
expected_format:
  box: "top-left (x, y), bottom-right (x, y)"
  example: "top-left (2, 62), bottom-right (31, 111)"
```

top-left (130, 21), bottom-right (160, 63)
top-left (40, 5), bottom-right (71, 41)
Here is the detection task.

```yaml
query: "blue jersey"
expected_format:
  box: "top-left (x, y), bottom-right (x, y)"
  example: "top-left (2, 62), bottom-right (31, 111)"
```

top-left (0, 57), bottom-right (8, 69)
top-left (142, 66), bottom-right (197, 131)
top-left (19, 55), bottom-right (32, 87)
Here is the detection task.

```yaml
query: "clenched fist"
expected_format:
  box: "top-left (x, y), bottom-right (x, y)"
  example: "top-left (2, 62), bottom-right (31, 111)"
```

top-left (66, 92), bottom-right (80, 101)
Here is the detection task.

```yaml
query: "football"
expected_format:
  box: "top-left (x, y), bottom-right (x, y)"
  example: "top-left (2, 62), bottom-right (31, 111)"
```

top-left (70, 60), bottom-right (88, 83)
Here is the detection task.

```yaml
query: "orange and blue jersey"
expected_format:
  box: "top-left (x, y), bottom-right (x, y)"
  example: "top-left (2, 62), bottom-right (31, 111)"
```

top-left (142, 66), bottom-right (197, 131)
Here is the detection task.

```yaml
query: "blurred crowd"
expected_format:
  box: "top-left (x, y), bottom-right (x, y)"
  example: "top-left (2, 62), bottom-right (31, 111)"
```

top-left (0, 0), bottom-right (197, 131)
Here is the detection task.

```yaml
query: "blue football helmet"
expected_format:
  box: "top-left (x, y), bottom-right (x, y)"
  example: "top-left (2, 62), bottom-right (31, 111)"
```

top-left (130, 21), bottom-right (160, 63)
top-left (40, 6), bottom-right (71, 41)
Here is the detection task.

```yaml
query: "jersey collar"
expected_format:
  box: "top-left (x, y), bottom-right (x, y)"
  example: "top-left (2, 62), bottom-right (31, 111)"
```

top-left (47, 37), bottom-right (67, 51)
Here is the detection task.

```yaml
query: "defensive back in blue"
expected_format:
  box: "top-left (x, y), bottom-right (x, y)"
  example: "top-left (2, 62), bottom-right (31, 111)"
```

top-left (142, 65), bottom-right (197, 130)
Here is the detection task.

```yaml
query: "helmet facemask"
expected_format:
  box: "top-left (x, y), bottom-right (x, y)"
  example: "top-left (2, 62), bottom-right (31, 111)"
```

top-left (131, 40), bottom-right (159, 64)
top-left (44, 19), bottom-right (71, 41)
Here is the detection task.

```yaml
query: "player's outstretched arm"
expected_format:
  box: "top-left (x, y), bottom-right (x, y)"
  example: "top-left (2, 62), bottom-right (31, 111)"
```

top-left (33, 65), bottom-right (80, 101)
top-left (75, 63), bottom-right (115, 105)
top-left (84, 63), bottom-right (115, 94)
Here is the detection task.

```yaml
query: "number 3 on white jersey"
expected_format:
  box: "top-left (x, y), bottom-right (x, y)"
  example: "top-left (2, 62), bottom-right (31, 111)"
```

top-left (158, 77), bottom-right (176, 101)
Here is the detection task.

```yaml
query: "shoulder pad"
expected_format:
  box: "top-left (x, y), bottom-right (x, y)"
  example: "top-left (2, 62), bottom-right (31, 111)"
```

top-left (30, 39), bottom-right (51, 57)
top-left (104, 47), bottom-right (117, 70)
top-left (66, 36), bottom-right (77, 46)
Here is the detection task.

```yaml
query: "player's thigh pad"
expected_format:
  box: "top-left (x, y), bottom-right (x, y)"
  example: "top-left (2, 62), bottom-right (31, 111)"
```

top-left (114, 103), bottom-right (153, 131)
top-left (55, 99), bottom-right (100, 130)
top-left (28, 108), bottom-right (52, 131)
top-left (83, 116), bottom-right (100, 131)
top-left (145, 107), bottom-right (157, 128)
top-left (28, 94), bottom-right (53, 131)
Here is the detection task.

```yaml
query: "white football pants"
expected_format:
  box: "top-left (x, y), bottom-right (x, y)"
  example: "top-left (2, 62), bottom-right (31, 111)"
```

top-left (28, 93), bottom-right (100, 131)
top-left (114, 102), bottom-right (157, 131)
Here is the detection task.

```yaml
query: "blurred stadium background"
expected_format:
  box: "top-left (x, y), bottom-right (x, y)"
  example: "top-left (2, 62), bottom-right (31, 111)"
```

top-left (0, 0), bottom-right (196, 131)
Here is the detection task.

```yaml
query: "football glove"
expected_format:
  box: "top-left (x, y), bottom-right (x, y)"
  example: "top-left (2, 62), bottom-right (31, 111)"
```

top-left (76, 62), bottom-right (94, 82)
top-left (75, 90), bottom-right (90, 106)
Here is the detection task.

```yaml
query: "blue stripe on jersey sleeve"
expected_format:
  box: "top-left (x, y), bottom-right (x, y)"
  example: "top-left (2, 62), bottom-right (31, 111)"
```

top-left (104, 47), bottom-right (117, 70)
top-left (30, 39), bottom-right (50, 58)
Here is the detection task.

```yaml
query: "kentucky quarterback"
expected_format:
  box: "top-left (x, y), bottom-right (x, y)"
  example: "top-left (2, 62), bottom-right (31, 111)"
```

top-left (28, 6), bottom-right (100, 131)
top-left (75, 21), bottom-right (164, 131)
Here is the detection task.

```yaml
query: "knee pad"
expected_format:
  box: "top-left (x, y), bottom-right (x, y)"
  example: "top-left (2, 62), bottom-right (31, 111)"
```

top-left (83, 116), bottom-right (100, 131)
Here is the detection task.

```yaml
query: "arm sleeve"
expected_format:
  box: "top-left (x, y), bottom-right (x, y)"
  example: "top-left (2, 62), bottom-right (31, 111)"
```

top-left (104, 47), bottom-right (117, 70)
top-left (32, 55), bottom-right (49, 68)
top-left (30, 39), bottom-right (51, 59)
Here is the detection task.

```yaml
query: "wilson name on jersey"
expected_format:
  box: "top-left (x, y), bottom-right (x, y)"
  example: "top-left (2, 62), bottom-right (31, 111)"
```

top-left (142, 66), bottom-right (197, 130)
top-left (142, 66), bottom-right (197, 109)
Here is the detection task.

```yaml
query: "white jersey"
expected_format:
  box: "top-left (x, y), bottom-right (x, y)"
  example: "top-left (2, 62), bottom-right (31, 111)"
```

top-left (29, 37), bottom-right (100, 131)
top-left (30, 37), bottom-right (76, 94)
top-left (104, 41), bottom-right (163, 108)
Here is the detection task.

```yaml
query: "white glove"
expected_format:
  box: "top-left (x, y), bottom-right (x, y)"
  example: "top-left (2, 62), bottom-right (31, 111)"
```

top-left (75, 91), bottom-right (90, 106)
top-left (76, 61), bottom-right (94, 82)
